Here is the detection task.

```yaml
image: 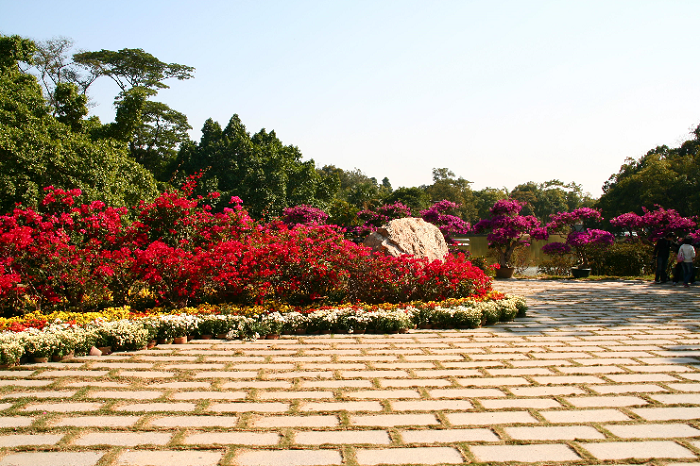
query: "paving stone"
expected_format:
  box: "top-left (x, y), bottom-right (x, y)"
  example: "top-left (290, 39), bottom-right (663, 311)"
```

top-left (563, 395), bottom-right (647, 407)
top-left (380, 378), bottom-right (452, 388)
top-left (223, 381), bottom-right (291, 389)
top-left (182, 431), bottom-right (280, 445)
top-left (74, 431), bottom-right (171, 446)
top-left (580, 440), bottom-right (696, 460)
top-left (667, 383), bottom-right (700, 392)
top-left (0, 452), bottom-right (104, 466)
top-left (650, 394), bottom-right (700, 404)
top-left (447, 411), bottom-right (538, 425)
top-left (87, 390), bottom-right (163, 399)
top-left (115, 450), bottom-right (223, 466)
top-left (299, 401), bottom-right (383, 412)
top-left (351, 413), bottom-right (439, 426)
top-left (153, 381), bottom-right (211, 389)
top-left (234, 449), bottom-right (342, 466)
top-left (400, 428), bottom-right (499, 443)
top-left (115, 402), bottom-right (196, 412)
top-left (346, 389), bottom-right (421, 399)
top-left (0, 371), bottom-right (36, 378)
top-left (478, 398), bottom-right (561, 409)
top-left (172, 390), bottom-right (247, 400)
top-left (470, 444), bottom-right (581, 462)
top-left (294, 430), bottom-right (391, 445)
top-left (391, 400), bottom-right (473, 411)
top-left (209, 402), bottom-right (289, 413)
top-left (631, 407), bottom-right (700, 421)
top-left (257, 390), bottom-right (334, 400)
top-left (589, 383), bottom-right (666, 394)
top-left (0, 380), bottom-right (52, 387)
top-left (355, 447), bottom-right (463, 465)
top-left (509, 386), bottom-right (585, 397)
top-left (1, 390), bottom-right (76, 398)
top-left (193, 371), bottom-right (258, 378)
top-left (148, 415), bottom-right (238, 427)
top-left (118, 370), bottom-right (174, 378)
top-left (429, 388), bottom-right (506, 398)
top-left (0, 433), bottom-right (63, 446)
top-left (299, 380), bottom-right (372, 389)
top-left (22, 402), bottom-right (103, 412)
top-left (36, 370), bottom-right (108, 378)
top-left (607, 373), bottom-right (680, 382)
top-left (539, 409), bottom-right (631, 423)
top-left (51, 415), bottom-right (140, 427)
top-left (531, 375), bottom-right (606, 384)
top-left (504, 425), bottom-right (605, 440)
top-left (251, 415), bottom-right (338, 428)
top-left (604, 422), bottom-right (700, 438)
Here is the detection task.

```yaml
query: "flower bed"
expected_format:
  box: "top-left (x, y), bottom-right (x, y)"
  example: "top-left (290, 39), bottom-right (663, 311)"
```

top-left (0, 295), bottom-right (527, 366)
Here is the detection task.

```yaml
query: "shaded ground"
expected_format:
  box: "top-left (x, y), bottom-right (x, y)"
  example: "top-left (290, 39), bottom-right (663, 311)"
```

top-left (0, 280), bottom-right (700, 465)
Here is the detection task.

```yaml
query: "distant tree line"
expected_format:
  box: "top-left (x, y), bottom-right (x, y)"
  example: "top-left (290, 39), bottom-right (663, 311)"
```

top-left (2, 33), bottom-right (699, 229)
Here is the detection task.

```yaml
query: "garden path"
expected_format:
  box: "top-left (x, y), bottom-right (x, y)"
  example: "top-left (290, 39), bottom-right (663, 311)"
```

top-left (1, 280), bottom-right (700, 465)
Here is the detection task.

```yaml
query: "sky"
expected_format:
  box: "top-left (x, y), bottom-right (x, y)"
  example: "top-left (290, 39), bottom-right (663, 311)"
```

top-left (3, 0), bottom-right (700, 197)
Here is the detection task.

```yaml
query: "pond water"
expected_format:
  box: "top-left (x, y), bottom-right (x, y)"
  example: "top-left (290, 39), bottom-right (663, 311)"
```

top-left (453, 235), bottom-right (567, 266)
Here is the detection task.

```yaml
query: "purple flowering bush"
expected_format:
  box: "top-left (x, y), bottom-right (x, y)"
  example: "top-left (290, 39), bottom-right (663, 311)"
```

top-left (610, 206), bottom-right (696, 242)
top-left (419, 200), bottom-right (470, 244)
top-left (472, 199), bottom-right (544, 267)
top-left (281, 205), bottom-right (329, 227)
top-left (543, 208), bottom-right (613, 269)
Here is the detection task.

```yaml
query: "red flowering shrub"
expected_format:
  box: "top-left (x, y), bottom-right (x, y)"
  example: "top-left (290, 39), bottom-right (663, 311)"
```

top-left (0, 185), bottom-right (492, 315)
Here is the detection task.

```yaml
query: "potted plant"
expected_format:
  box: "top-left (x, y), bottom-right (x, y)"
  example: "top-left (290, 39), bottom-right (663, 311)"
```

top-left (543, 208), bottom-right (614, 278)
top-left (472, 199), bottom-right (546, 278)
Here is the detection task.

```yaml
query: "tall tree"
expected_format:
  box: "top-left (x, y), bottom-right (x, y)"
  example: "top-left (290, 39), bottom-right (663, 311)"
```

top-left (0, 34), bottom-right (158, 213)
top-left (597, 128), bottom-right (700, 219)
top-left (175, 115), bottom-right (336, 218)
top-left (424, 168), bottom-right (477, 222)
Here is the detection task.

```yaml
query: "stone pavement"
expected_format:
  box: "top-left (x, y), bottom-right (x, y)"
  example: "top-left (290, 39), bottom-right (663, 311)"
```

top-left (1, 280), bottom-right (700, 465)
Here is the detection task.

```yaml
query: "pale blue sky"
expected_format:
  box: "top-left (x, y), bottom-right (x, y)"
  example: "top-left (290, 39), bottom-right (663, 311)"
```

top-left (4, 0), bottom-right (700, 196)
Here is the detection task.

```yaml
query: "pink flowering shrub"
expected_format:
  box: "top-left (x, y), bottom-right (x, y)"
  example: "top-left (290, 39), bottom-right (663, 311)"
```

top-left (419, 200), bottom-right (471, 243)
top-left (610, 206), bottom-right (696, 242)
top-left (472, 199), bottom-right (544, 267)
top-left (0, 186), bottom-right (492, 314)
top-left (542, 208), bottom-right (614, 268)
top-left (281, 205), bottom-right (329, 226)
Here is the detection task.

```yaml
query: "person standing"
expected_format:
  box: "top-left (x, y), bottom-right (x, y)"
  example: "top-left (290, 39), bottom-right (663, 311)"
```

top-left (678, 237), bottom-right (696, 288)
top-left (654, 232), bottom-right (674, 283)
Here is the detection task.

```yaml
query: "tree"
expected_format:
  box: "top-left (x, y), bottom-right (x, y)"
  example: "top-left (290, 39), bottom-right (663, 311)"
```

top-left (0, 34), bottom-right (158, 213)
top-left (597, 127), bottom-right (700, 219)
top-left (473, 187), bottom-right (508, 220)
top-left (510, 180), bottom-right (594, 224)
top-left (73, 47), bottom-right (194, 92)
top-left (424, 168), bottom-right (477, 222)
top-left (382, 186), bottom-right (430, 213)
top-left (174, 115), bottom-right (336, 218)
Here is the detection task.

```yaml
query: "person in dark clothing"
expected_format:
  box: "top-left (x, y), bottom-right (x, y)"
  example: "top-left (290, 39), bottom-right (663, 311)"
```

top-left (654, 232), bottom-right (674, 283)
top-left (671, 236), bottom-right (683, 285)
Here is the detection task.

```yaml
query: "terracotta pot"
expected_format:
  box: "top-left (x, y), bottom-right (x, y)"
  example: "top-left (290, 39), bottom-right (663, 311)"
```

top-left (216, 333), bottom-right (228, 339)
top-left (266, 334), bottom-right (280, 340)
top-left (200, 334), bottom-right (213, 340)
top-left (97, 346), bottom-right (112, 355)
top-left (157, 338), bottom-right (173, 345)
top-left (495, 267), bottom-right (516, 279)
top-left (187, 335), bottom-right (195, 341)
top-left (173, 336), bottom-right (188, 344)
top-left (146, 340), bottom-right (157, 349)
top-left (32, 356), bottom-right (49, 363)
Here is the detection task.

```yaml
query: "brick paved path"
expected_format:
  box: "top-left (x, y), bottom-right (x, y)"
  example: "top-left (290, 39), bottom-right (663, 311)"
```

top-left (1, 280), bottom-right (700, 465)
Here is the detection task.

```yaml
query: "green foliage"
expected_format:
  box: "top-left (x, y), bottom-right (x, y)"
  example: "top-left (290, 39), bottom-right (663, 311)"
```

top-left (0, 34), bottom-right (158, 213)
top-left (174, 115), bottom-right (334, 218)
top-left (425, 168), bottom-right (477, 222)
top-left (473, 187), bottom-right (508, 220)
top-left (588, 240), bottom-right (654, 276)
top-left (382, 186), bottom-right (430, 213)
top-left (510, 180), bottom-right (595, 223)
top-left (598, 131), bottom-right (700, 219)
top-left (538, 255), bottom-right (576, 276)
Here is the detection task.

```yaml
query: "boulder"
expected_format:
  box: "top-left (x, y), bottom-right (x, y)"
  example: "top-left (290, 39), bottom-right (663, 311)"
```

top-left (363, 217), bottom-right (448, 262)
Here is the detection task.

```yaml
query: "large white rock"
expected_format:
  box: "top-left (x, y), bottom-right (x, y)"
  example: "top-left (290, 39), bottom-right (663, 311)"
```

top-left (362, 217), bottom-right (448, 263)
